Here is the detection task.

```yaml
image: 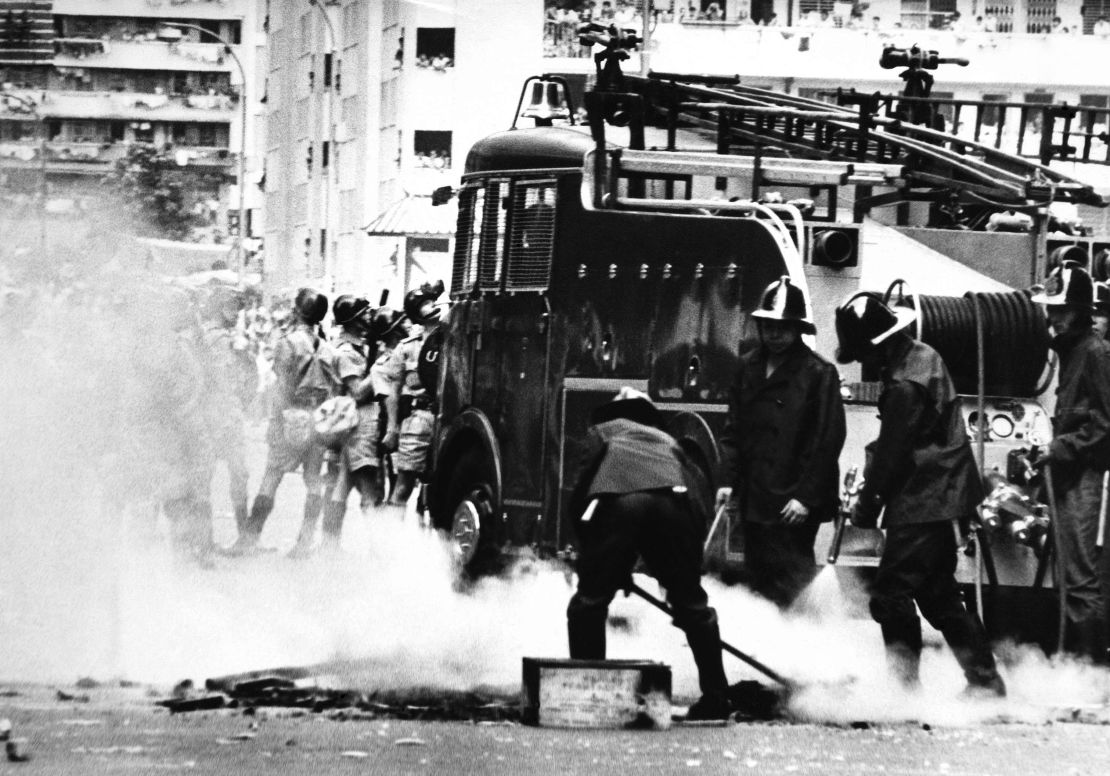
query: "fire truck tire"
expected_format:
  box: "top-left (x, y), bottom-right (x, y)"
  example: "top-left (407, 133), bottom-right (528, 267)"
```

top-left (443, 448), bottom-right (499, 574)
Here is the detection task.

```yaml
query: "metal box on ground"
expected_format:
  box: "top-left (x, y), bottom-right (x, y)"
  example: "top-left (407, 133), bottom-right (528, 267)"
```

top-left (521, 658), bottom-right (672, 730)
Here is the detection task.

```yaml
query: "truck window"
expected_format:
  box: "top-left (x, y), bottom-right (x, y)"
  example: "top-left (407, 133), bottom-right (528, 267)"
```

top-left (453, 181), bottom-right (508, 296)
top-left (507, 180), bottom-right (557, 291)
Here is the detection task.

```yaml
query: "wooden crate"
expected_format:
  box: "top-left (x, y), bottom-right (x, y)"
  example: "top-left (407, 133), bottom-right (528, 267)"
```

top-left (521, 658), bottom-right (672, 729)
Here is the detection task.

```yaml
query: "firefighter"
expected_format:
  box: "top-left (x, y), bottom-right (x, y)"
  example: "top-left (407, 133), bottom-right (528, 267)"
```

top-left (390, 281), bottom-right (445, 506)
top-left (312, 295), bottom-right (394, 551)
top-left (1031, 262), bottom-right (1110, 664)
top-left (566, 388), bottom-right (732, 721)
top-left (716, 276), bottom-right (847, 608)
top-left (226, 288), bottom-right (338, 555)
top-left (836, 292), bottom-right (1006, 695)
top-left (200, 285), bottom-right (256, 539)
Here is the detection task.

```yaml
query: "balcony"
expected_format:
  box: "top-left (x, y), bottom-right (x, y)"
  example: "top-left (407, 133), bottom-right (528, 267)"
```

top-left (34, 90), bottom-right (235, 122)
top-left (53, 0), bottom-right (251, 21)
top-left (547, 23), bottom-right (1110, 91)
top-left (53, 39), bottom-right (234, 73)
top-left (0, 138), bottom-right (235, 174)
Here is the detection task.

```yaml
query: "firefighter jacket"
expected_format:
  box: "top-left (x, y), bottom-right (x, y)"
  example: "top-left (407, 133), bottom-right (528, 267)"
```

top-left (1046, 328), bottom-right (1110, 482)
top-left (718, 340), bottom-right (846, 524)
top-left (569, 417), bottom-right (712, 532)
top-left (857, 338), bottom-right (982, 530)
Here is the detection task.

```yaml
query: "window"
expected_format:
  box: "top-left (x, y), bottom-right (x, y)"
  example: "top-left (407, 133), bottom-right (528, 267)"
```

top-left (453, 183), bottom-right (508, 294)
top-left (507, 180), bottom-right (557, 290)
top-left (1025, 0), bottom-right (1057, 32)
top-left (197, 123), bottom-right (221, 147)
top-left (415, 28), bottom-right (455, 69)
top-left (413, 130), bottom-right (452, 169)
top-left (899, 0), bottom-right (956, 29)
top-left (1022, 91), bottom-right (1055, 134)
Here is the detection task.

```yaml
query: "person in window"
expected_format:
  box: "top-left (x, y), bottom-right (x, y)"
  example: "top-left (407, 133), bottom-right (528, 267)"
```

top-left (717, 277), bottom-right (846, 609)
top-left (1095, 15), bottom-right (1110, 37)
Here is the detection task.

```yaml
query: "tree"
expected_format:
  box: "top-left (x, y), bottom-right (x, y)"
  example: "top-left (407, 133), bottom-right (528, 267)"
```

top-left (101, 144), bottom-right (218, 241)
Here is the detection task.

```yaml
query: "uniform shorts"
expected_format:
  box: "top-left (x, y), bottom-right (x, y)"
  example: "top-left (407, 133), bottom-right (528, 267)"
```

top-left (395, 408), bottom-right (434, 472)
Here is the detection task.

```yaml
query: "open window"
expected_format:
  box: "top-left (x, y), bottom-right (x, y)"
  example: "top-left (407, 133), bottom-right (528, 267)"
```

top-left (414, 129), bottom-right (452, 169)
top-left (415, 27), bottom-right (454, 69)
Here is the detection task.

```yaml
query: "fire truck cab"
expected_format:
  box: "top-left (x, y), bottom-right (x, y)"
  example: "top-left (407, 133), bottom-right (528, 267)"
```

top-left (426, 67), bottom-right (1108, 650)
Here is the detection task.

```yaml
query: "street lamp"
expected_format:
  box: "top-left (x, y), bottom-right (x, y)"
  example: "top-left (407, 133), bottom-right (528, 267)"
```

top-left (308, 0), bottom-right (340, 285)
top-left (157, 22), bottom-right (249, 266)
top-left (0, 88), bottom-right (47, 255)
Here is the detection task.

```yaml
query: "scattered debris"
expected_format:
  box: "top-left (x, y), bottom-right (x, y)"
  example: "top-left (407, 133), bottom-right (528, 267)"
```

top-left (341, 750), bottom-right (370, 758)
top-left (75, 677), bottom-right (100, 690)
top-left (229, 732), bottom-right (256, 741)
top-left (204, 668), bottom-right (314, 694)
top-left (55, 690), bottom-right (90, 703)
top-left (0, 719), bottom-right (9, 741)
top-left (6, 738), bottom-right (30, 763)
top-left (850, 721), bottom-right (871, 730)
top-left (0, 690), bottom-right (20, 698)
top-left (157, 695), bottom-right (226, 714)
top-left (171, 680), bottom-right (194, 699)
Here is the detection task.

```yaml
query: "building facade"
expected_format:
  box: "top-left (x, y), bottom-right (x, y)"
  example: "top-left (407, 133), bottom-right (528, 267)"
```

top-left (0, 0), bottom-right (263, 272)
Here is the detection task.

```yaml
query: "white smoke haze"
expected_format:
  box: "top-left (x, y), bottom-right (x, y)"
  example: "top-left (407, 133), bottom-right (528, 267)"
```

top-left (1, 274), bottom-right (1108, 725)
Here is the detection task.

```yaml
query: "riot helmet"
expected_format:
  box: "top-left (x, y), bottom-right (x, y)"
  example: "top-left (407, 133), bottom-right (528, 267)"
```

top-left (834, 291), bottom-right (916, 364)
top-left (293, 287), bottom-right (329, 325)
top-left (403, 279), bottom-right (446, 324)
top-left (333, 294), bottom-right (371, 327)
top-left (750, 275), bottom-right (815, 334)
top-left (1030, 260), bottom-right (1094, 310)
top-left (369, 306), bottom-right (406, 342)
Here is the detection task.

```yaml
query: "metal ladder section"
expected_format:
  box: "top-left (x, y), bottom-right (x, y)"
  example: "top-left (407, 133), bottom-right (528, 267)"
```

top-left (593, 73), bottom-right (1107, 211)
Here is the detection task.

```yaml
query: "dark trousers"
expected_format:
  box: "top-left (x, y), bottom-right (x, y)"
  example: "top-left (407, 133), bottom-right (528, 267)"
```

top-left (567, 490), bottom-right (728, 698)
top-left (870, 521), bottom-right (1002, 689)
top-left (743, 520), bottom-right (821, 608)
top-left (1052, 468), bottom-right (1108, 663)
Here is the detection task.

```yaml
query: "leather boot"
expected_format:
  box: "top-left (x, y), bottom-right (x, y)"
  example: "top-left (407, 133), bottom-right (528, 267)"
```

top-left (224, 495), bottom-right (272, 555)
top-left (320, 501), bottom-right (348, 548)
top-left (941, 612), bottom-right (1006, 696)
top-left (567, 601), bottom-right (607, 660)
top-left (287, 494), bottom-right (323, 558)
top-left (880, 620), bottom-right (923, 691)
top-left (685, 620), bottom-right (730, 700)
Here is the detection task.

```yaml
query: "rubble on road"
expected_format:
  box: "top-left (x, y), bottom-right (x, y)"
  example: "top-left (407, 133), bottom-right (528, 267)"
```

top-left (156, 670), bottom-right (520, 723)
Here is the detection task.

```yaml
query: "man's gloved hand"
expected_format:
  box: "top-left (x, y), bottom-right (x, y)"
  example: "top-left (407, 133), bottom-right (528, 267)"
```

top-left (780, 498), bottom-right (810, 525)
top-left (715, 487), bottom-right (733, 512)
top-left (850, 494), bottom-right (880, 529)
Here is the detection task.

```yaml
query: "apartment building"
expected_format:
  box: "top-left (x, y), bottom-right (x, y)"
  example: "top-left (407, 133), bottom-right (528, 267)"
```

top-left (0, 0), bottom-right (262, 271)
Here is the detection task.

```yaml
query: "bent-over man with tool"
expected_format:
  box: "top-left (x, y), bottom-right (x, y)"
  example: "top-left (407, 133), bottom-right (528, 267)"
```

top-left (566, 387), bottom-right (732, 721)
top-left (1032, 261), bottom-right (1110, 664)
top-left (717, 276), bottom-right (846, 608)
top-left (835, 291), bottom-right (1006, 696)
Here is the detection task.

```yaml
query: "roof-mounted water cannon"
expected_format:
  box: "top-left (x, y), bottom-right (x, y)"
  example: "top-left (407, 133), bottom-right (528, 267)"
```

top-left (880, 44), bottom-right (968, 129)
top-left (577, 21), bottom-right (643, 132)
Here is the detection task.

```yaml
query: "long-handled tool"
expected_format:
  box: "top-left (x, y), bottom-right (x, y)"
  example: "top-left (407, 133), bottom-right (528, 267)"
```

top-left (627, 581), bottom-right (796, 690)
top-left (827, 466), bottom-right (861, 565)
top-left (1043, 464), bottom-right (1067, 655)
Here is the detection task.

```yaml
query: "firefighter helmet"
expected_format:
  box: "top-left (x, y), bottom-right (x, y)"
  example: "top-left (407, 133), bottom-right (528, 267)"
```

top-left (1095, 280), bottom-right (1110, 314)
top-left (750, 275), bottom-right (815, 334)
top-left (293, 287), bottom-right (329, 324)
top-left (1030, 260), bottom-right (1094, 309)
top-left (834, 291), bottom-right (916, 364)
top-left (333, 294), bottom-right (371, 326)
top-left (589, 386), bottom-right (664, 430)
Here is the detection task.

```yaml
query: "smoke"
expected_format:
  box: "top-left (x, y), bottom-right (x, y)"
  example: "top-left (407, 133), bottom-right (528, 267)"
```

top-left (1, 272), bottom-right (1107, 725)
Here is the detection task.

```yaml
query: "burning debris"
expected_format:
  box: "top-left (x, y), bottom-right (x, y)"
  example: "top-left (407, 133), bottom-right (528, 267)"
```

top-left (157, 669), bottom-right (520, 723)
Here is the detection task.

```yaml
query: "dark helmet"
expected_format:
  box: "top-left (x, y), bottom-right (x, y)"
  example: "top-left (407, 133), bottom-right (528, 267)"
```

top-left (589, 386), bottom-right (664, 430)
top-left (403, 279), bottom-right (446, 324)
top-left (834, 291), bottom-right (917, 364)
top-left (1031, 260), bottom-right (1094, 310)
top-left (293, 287), bottom-right (329, 324)
top-left (750, 275), bottom-right (815, 334)
top-left (333, 294), bottom-right (371, 327)
top-left (369, 306), bottom-right (405, 341)
top-left (1095, 280), bottom-right (1110, 315)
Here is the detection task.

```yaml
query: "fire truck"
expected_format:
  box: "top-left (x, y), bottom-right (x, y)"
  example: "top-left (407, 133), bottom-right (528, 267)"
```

top-left (424, 37), bottom-right (1109, 651)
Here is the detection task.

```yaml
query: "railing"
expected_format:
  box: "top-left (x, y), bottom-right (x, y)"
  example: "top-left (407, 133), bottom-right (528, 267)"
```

top-left (833, 91), bottom-right (1110, 167)
top-left (0, 139), bottom-right (235, 167)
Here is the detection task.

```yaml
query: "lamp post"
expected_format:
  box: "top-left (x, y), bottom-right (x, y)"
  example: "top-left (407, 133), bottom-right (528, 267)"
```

top-left (308, 0), bottom-right (339, 285)
top-left (159, 22), bottom-right (249, 266)
top-left (1, 89), bottom-right (47, 256)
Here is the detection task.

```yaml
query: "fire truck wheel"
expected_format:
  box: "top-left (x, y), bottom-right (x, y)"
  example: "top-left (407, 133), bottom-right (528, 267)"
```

top-left (444, 449), bottom-right (498, 574)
